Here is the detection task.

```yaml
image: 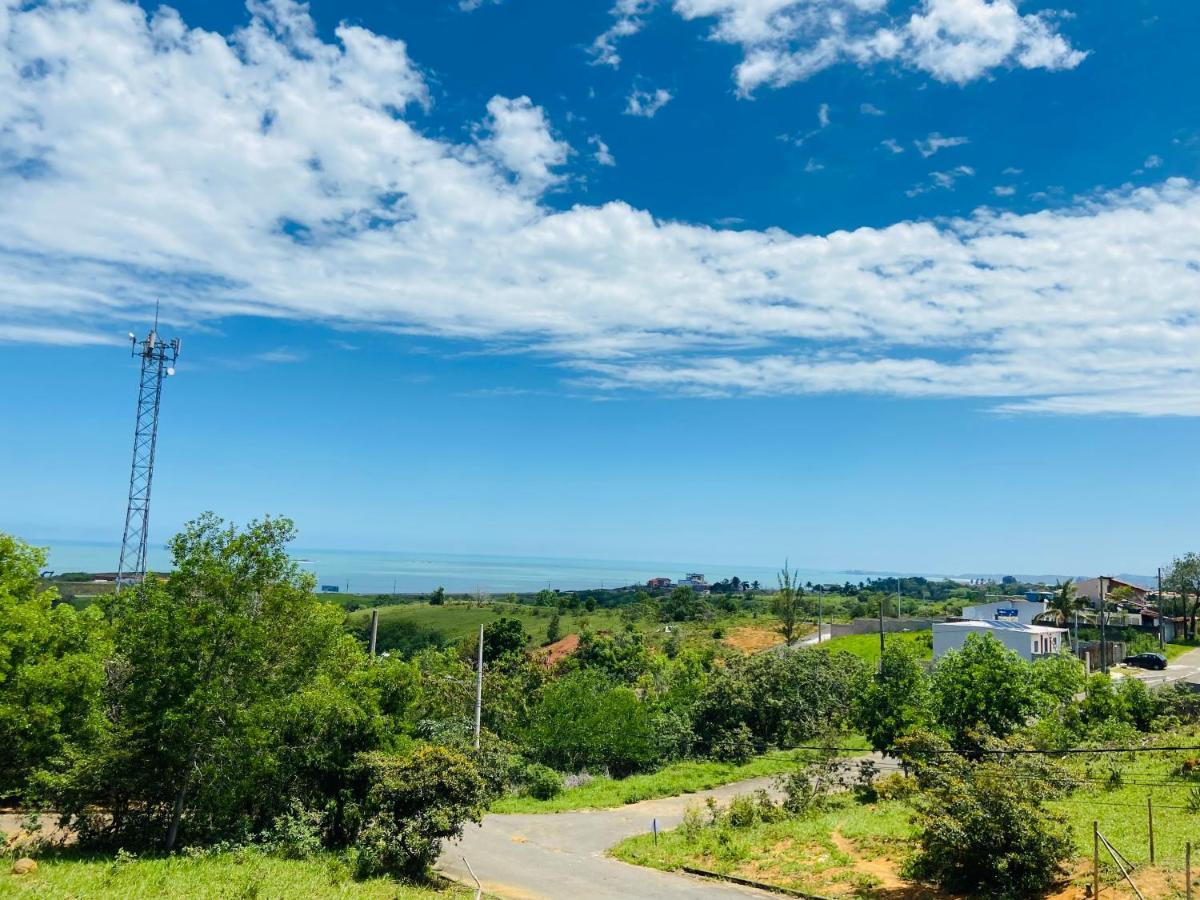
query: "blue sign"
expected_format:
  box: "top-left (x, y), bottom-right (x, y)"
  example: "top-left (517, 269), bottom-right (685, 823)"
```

top-left (995, 608), bottom-right (1018, 618)
top-left (320, 584), bottom-right (340, 593)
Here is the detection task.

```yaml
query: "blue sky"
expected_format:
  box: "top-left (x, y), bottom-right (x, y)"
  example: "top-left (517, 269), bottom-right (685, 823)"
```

top-left (1, 0), bottom-right (1199, 575)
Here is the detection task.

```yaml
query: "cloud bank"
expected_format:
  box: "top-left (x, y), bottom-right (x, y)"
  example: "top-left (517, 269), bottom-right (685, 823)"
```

top-left (2, 0), bottom-right (1199, 416)
top-left (595, 0), bottom-right (1086, 94)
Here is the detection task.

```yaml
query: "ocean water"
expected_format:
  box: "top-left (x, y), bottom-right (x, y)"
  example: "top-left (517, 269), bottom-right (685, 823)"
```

top-left (36, 539), bottom-right (895, 595)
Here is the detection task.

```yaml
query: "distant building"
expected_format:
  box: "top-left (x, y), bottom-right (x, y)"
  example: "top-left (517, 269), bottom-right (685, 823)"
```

top-left (933, 620), bottom-right (1068, 662)
top-left (678, 573), bottom-right (710, 595)
top-left (1075, 577), bottom-right (1150, 607)
top-left (961, 598), bottom-right (1049, 626)
top-left (647, 577), bottom-right (673, 590)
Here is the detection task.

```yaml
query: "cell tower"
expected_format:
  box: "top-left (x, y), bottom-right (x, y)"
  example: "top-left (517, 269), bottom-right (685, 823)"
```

top-left (116, 306), bottom-right (180, 586)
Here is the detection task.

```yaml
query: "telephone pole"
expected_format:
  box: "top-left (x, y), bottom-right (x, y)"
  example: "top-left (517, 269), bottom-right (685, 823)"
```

top-left (474, 624), bottom-right (484, 750)
top-left (116, 306), bottom-right (180, 587)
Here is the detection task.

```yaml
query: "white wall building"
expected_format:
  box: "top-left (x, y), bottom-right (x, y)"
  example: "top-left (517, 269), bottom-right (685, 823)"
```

top-left (933, 620), bottom-right (1068, 662)
top-left (960, 598), bottom-right (1048, 626)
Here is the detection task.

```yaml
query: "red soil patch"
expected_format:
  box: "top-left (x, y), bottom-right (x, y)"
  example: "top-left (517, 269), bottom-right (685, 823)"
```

top-left (540, 633), bottom-right (580, 667)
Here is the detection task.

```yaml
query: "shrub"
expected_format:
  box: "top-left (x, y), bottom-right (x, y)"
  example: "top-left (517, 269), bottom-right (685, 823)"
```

top-left (873, 772), bottom-right (918, 801)
top-left (523, 763), bottom-right (563, 800)
top-left (352, 745), bottom-right (487, 879)
top-left (264, 802), bottom-right (323, 859)
top-left (907, 753), bottom-right (1074, 898)
top-left (710, 723), bottom-right (755, 764)
top-left (778, 753), bottom-right (847, 816)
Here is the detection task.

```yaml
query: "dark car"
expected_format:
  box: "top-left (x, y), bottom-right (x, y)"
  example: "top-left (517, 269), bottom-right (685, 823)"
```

top-left (1122, 652), bottom-right (1168, 670)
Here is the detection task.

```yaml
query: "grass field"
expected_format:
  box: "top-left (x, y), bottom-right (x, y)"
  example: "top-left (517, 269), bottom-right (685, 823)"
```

top-left (818, 630), bottom-right (932, 663)
top-left (611, 727), bottom-right (1200, 898)
top-left (342, 599), bottom-right (805, 656)
top-left (492, 749), bottom-right (831, 814)
top-left (0, 849), bottom-right (470, 899)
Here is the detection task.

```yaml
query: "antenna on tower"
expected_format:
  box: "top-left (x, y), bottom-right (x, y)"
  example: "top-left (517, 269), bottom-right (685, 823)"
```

top-left (117, 304), bottom-right (181, 588)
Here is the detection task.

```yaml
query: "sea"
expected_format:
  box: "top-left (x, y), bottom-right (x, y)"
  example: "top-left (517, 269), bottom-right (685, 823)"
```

top-left (35, 539), bottom-right (907, 595)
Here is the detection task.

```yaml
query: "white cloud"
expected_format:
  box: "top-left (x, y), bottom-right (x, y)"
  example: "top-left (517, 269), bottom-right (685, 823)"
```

top-left (1003, 166), bottom-right (1024, 175)
top-left (1144, 154), bottom-right (1163, 169)
top-left (459, 0), bottom-right (502, 9)
top-left (860, 102), bottom-right (885, 116)
top-left (992, 185), bottom-right (1016, 196)
top-left (624, 87), bottom-right (673, 117)
top-left (804, 158), bottom-right (825, 172)
top-left (915, 132), bottom-right (969, 157)
top-left (598, 0), bottom-right (1086, 96)
top-left (907, 165), bottom-right (974, 195)
top-left (817, 103), bottom-right (831, 128)
top-left (881, 138), bottom-right (905, 154)
top-left (589, 135), bottom-right (617, 166)
top-left (477, 96), bottom-right (571, 193)
top-left (591, 0), bottom-right (659, 67)
top-left (2, 1), bottom-right (1198, 418)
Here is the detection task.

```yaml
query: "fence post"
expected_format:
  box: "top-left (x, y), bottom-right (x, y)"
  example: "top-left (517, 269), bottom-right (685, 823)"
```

top-left (1188, 841), bottom-right (1193, 900)
top-left (1093, 820), bottom-right (1100, 898)
top-left (1147, 796), bottom-right (1154, 863)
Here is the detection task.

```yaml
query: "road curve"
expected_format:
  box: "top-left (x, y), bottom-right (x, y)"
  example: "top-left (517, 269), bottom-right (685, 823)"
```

top-left (436, 776), bottom-right (785, 899)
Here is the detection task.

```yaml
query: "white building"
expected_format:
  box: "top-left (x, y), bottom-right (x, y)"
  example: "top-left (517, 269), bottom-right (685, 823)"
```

top-left (961, 598), bottom-right (1048, 626)
top-left (933, 620), bottom-right (1068, 662)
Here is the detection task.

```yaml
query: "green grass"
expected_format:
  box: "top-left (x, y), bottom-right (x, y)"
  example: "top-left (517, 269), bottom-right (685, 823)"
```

top-left (493, 741), bottom-right (871, 814)
top-left (1163, 639), bottom-right (1200, 662)
top-left (344, 600), bottom-right (627, 649)
top-left (819, 630), bottom-right (932, 664)
top-left (492, 750), bottom-right (825, 813)
top-left (0, 849), bottom-right (470, 899)
top-left (611, 796), bottom-right (915, 895)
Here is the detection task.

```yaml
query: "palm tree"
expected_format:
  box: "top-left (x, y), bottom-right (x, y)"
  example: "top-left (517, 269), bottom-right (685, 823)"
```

top-left (1035, 580), bottom-right (1088, 628)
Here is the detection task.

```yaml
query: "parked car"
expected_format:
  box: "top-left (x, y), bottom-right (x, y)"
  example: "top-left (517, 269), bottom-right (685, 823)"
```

top-left (1122, 652), bottom-right (1167, 670)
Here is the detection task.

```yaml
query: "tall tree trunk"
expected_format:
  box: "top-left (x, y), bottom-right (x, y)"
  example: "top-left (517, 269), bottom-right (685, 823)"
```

top-left (165, 743), bottom-right (200, 851)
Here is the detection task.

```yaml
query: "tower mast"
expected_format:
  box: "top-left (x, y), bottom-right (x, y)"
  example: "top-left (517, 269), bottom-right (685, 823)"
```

top-left (117, 305), bottom-right (180, 586)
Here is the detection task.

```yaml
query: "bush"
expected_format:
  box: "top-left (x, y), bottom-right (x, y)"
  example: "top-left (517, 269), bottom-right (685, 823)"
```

top-left (778, 753), bottom-right (847, 816)
top-left (709, 723), bottom-right (755, 764)
top-left (907, 751), bottom-right (1075, 898)
top-left (523, 763), bottom-right (563, 800)
top-left (873, 772), bottom-right (918, 801)
top-left (352, 745), bottom-right (488, 879)
top-left (263, 802), bottom-right (323, 859)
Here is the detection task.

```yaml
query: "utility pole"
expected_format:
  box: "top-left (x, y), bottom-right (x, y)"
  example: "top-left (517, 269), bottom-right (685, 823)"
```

top-left (879, 593), bottom-right (885, 662)
top-left (1158, 567), bottom-right (1165, 649)
top-left (1099, 575), bottom-right (1108, 674)
top-left (117, 305), bottom-right (180, 587)
top-left (368, 609), bottom-right (379, 658)
top-left (474, 623), bottom-right (484, 750)
top-left (896, 576), bottom-right (902, 621)
top-left (817, 585), bottom-right (824, 644)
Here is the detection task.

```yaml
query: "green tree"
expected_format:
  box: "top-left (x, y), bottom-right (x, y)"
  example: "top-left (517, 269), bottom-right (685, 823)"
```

top-left (54, 514), bottom-right (367, 850)
top-left (0, 535), bottom-right (106, 799)
top-left (852, 642), bottom-right (931, 752)
top-left (906, 735), bottom-right (1075, 898)
top-left (772, 563), bottom-right (804, 645)
top-left (524, 670), bottom-right (657, 775)
top-left (352, 745), bottom-right (487, 878)
top-left (1035, 580), bottom-right (1087, 630)
top-left (545, 611), bottom-right (561, 645)
top-left (929, 634), bottom-right (1036, 746)
top-left (479, 617), bottom-right (528, 662)
top-left (1167, 553), bottom-right (1200, 639)
top-left (661, 585), bottom-right (709, 622)
top-left (427, 586), bottom-right (446, 606)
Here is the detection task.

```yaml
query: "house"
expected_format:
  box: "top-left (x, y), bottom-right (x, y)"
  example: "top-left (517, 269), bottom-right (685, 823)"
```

top-left (1075, 576), bottom-right (1150, 607)
top-left (678, 573), bottom-right (710, 594)
top-left (933, 620), bottom-right (1068, 662)
top-left (646, 577), bottom-right (673, 590)
top-left (961, 598), bottom-right (1048, 626)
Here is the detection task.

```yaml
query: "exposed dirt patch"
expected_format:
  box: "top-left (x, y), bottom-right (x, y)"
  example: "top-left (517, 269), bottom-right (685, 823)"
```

top-left (722, 627), bottom-right (783, 654)
top-left (539, 633), bottom-right (580, 667)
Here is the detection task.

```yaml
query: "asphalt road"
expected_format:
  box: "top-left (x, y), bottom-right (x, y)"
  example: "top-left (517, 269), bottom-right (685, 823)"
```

top-left (436, 775), bottom-right (787, 899)
top-left (1118, 644), bottom-right (1200, 687)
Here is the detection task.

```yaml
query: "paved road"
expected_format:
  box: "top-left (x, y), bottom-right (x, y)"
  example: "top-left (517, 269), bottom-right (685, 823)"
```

top-left (1117, 645), bottom-right (1200, 687)
top-left (437, 776), bottom-right (784, 899)
top-left (438, 755), bottom-right (895, 900)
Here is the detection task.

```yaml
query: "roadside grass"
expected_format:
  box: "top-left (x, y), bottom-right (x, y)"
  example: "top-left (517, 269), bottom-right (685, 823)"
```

top-left (491, 747), bottom-right (867, 814)
top-left (818, 630), bottom-right (932, 664)
top-left (0, 848), bottom-right (470, 899)
top-left (611, 796), bottom-right (915, 896)
top-left (1164, 639), bottom-right (1200, 661)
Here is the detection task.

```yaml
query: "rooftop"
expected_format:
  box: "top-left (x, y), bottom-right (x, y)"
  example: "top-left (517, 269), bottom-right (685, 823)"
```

top-left (938, 620), bottom-right (1066, 634)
